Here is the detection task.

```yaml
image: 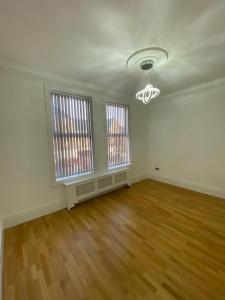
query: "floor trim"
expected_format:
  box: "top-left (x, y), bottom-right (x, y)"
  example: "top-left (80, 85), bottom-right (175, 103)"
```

top-left (3, 174), bottom-right (224, 230)
top-left (2, 175), bottom-right (224, 298)
top-left (148, 173), bottom-right (225, 199)
top-left (0, 220), bottom-right (3, 300)
top-left (131, 173), bottom-right (148, 184)
top-left (3, 198), bottom-right (66, 229)
top-left (3, 174), bottom-right (148, 230)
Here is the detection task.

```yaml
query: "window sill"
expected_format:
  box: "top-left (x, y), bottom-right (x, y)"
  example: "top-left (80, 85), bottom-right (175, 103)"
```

top-left (61, 165), bottom-right (132, 186)
top-left (56, 171), bottom-right (94, 184)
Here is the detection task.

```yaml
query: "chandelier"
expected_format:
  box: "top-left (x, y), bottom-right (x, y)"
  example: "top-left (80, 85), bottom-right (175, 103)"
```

top-left (126, 47), bottom-right (168, 104)
top-left (135, 60), bottom-right (160, 104)
top-left (136, 84), bottom-right (160, 104)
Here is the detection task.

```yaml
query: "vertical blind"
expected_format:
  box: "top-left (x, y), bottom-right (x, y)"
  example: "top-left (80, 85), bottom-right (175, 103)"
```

top-left (106, 103), bottom-right (130, 168)
top-left (50, 91), bottom-right (94, 180)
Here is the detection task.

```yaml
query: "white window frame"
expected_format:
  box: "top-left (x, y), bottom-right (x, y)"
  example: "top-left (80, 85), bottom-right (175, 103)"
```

top-left (44, 84), bottom-right (96, 186)
top-left (105, 101), bottom-right (131, 170)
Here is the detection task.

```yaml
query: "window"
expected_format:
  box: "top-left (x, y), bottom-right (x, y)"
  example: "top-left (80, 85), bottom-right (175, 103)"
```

top-left (106, 103), bottom-right (130, 168)
top-left (50, 91), bottom-right (94, 180)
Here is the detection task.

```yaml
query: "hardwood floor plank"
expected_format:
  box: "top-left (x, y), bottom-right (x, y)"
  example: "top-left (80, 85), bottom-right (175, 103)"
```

top-left (3, 179), bottom-right (225, 299)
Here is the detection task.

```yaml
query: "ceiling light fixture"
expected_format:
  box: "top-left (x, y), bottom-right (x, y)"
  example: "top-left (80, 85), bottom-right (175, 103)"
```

top-left (126, 47), bottom-right (168, 104)
top-left (136, 83), bottom-right (160, 104)
top-left (135, 60), bottom-right (160, 104)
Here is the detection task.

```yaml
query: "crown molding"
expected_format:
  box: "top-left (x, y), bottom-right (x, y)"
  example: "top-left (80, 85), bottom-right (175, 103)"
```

top-left (0, 59), bottom-right (130, 100)
top-left (1, 59), bottom-right (225, 104)
top-left (156, 76), bottom-right (225, 103)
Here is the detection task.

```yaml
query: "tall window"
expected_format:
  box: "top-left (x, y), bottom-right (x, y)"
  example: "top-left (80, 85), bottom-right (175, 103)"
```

top-left (50, 91), bottom-right (94, 180)
top-left (106, 103), bottom-right (130, 168)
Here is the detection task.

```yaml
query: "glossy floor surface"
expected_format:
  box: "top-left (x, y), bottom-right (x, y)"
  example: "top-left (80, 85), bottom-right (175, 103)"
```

top-left (3, 180), bottom-right (225, 299)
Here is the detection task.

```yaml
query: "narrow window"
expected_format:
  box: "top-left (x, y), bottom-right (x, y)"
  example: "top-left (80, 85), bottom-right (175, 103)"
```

top-left (50, 91), bottom-right (94, 180)
top-left (106, 103), bottom-right (130, 168)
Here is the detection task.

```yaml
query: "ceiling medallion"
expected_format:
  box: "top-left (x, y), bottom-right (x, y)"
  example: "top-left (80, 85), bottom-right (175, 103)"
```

top-left (126, 47), bottom-right (168, 104)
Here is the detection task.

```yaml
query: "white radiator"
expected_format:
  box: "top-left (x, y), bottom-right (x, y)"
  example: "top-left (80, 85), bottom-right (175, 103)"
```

top-left (64, 169), bottom-right (131, 209)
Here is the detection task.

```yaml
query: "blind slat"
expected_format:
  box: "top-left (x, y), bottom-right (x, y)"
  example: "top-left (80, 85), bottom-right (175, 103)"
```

top-left (80, 100), bottom-right (85, 174)
top-left (50, 91), bottom-right (94, 180)
top-left (106, 103), bottom-right (130, 168)
top-left (72, 98), bottom-right (79, 175)
top-left (58, 95), bottom-right (65, 176)
top-left (108, 104), bottom-right (112, 166)
top-left (115, 105), bottom-right (118, 167)
top-left (88, 101), bottom-right (94, 169)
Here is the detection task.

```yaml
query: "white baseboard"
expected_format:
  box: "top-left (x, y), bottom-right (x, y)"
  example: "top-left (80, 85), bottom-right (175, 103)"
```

top-left (0, 219), bottom-right (3, 300)
top-left (3, 173), bottom-right (224, 229)
top-left (3, 198), bottom-right (66, 229)
top-left (2, 174), bottom-right (147, 230)
top-left (0, 174), bottom-right (143, 299)
top-left (148, 173), bottom-right (225, 199)
top-left (1, 174), bottom-right (224, 299)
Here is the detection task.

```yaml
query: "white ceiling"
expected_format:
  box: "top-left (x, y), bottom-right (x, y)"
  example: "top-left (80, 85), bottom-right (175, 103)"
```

top-left (0, 0), bottom-right (225, 96)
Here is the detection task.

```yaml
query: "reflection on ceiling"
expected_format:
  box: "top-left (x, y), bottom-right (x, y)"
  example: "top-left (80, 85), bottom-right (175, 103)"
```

top-left (0, 0), bottom-right (225, 97)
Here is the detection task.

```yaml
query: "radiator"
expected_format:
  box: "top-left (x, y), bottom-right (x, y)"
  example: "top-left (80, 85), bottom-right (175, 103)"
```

top-left (64, 169), bottom-right (131, 209)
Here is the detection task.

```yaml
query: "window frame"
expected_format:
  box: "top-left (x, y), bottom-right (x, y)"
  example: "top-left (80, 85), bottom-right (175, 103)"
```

top-left (45, 85), bottom-right (95, 185)
top-left (105, 101), bottom-right (131, 170)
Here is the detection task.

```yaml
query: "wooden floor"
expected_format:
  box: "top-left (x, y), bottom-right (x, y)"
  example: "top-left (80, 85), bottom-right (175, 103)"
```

top-left (3, 180), bottom-right (225, 300)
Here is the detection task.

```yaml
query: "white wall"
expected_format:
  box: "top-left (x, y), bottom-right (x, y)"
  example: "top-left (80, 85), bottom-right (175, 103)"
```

top-left (147, 79), bottom-right (225, 198)
top-left (0, 71), bottom-right (64, 220)
top-left (0, 68), bottom-right (148, 224)
top-left (2, 61), bottom-right (224, 231)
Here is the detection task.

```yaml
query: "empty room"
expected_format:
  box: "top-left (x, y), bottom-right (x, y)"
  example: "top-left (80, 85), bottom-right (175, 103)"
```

top-left (1, 0), bottom-right (225, 299)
